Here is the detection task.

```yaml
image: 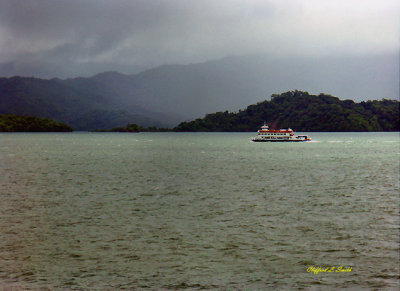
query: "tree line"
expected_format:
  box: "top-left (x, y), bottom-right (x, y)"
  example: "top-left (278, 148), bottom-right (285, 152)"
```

top-left (1, 91), bottom-right (398, 132)
top-left (174, 91), bottom-right (399, 132)
top-left (0, 114), bottom-right (73, 132)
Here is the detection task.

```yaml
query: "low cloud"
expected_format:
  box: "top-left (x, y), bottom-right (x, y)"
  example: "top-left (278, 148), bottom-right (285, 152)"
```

top-left (0, 0), bottom-right (398, 78)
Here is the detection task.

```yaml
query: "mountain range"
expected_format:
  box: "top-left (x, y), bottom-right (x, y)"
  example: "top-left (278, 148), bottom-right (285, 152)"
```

top-left (0, 54), bottom-right (397, 130)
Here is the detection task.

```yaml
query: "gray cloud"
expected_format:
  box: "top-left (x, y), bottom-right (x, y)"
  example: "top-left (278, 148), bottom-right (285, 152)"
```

top-left (0, 0), bottom-right (398, 78)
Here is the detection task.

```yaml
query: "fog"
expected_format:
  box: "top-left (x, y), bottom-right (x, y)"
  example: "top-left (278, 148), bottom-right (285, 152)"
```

top-left (0, 0), bottom-right (398, 79)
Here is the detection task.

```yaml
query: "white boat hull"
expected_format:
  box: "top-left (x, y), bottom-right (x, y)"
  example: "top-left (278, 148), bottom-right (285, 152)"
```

top-left (251, 123), bottom-right (311, 142)
top-left (251, 138), bottom-right (308, 142)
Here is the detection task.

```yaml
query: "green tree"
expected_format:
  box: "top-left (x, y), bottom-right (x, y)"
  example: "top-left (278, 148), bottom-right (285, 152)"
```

top-left (174, 91), bottom-right (399, 132)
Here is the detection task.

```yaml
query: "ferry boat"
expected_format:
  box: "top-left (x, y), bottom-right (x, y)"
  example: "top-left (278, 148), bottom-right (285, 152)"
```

top-left (251, 123), bottom-right (311, 142)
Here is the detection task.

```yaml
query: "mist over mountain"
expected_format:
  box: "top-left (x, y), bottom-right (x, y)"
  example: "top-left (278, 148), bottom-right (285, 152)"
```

top-left (125, 53), bottom-right (398, 116)
top-left (0, 54), bottom-right (397, 130)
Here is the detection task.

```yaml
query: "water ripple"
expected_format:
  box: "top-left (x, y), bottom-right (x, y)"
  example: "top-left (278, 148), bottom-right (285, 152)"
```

top-left (0, 132), bottom-right (398, 290)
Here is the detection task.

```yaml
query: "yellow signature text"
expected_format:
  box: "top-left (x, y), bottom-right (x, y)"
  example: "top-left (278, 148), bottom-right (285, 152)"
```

top-left (307, 266), bottom-right (352, 274)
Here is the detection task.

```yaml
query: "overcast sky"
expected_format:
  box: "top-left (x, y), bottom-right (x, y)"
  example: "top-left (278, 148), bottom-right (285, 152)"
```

top-left (0, 0), bottom-right (398, 78)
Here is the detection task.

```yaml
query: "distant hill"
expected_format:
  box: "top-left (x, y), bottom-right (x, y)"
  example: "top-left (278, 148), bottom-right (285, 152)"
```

top-left (0, 75), bottom-right (178, 130)
top-left (0, 114), bottom-right (73, 132)
top-left (174, 91), bottom-right (399, 132)
top-left (0, 54), bottom-right (397, 130)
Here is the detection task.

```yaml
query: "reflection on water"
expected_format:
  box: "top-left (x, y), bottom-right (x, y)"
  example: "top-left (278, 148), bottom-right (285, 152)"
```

top-left (0, 132), bottom-right (399, 289)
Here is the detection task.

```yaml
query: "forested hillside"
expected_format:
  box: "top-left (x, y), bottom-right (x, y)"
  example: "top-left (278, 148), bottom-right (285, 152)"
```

top-left (0, 115), bottom-right (73, 132)
top-left (175, 91), bottom-right (399, 132)
top-left (0, 75), bottom-right (178, 130)
top-left (1, 54), bottom-right (397, 131)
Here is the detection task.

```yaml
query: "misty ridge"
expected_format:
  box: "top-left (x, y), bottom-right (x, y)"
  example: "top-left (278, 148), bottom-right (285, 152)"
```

top-left (0, 54), bottom-right (398, 131)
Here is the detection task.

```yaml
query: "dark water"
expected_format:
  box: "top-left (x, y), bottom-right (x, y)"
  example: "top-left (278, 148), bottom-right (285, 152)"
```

top-left (0, 132), bottom-right (398, 290)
